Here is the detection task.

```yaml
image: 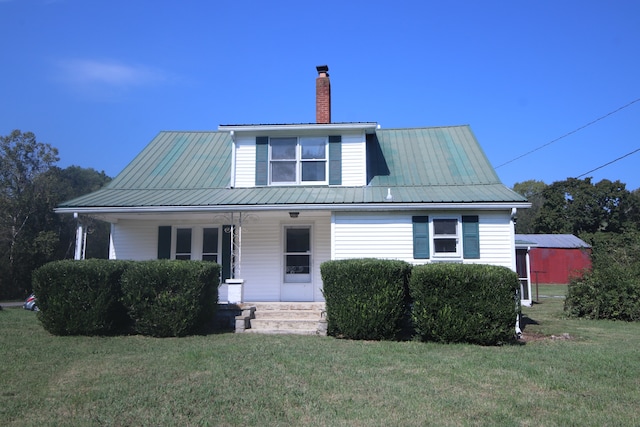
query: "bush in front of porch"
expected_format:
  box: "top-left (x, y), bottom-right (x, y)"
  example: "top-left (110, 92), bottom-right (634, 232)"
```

top-left (121, 260), bottom-right (220, 337)
top-left (410, 263), bottom-right (520, 345)
top-left (321, 258), bottom-right (412, 341)
top-left (33, 259), bottom-right (219, 337)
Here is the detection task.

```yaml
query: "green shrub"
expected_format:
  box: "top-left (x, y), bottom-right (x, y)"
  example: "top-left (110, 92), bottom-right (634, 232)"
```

top-left (33, 259), bottom-right (131, 336)
top-left (410, 263), bottom-right (519, 345)
top-left (565, 265), bottom-right (640, 321)
top-left (121, 260), bottom-right (219, 337)
top-left (566, 231), bottom-right (640, 321)
top-left (321, 258), bottom-right (412, 340)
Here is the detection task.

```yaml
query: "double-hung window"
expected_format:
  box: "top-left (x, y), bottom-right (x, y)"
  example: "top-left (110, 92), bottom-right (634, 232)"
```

top-left (270, 137), bottom-right (327, 184)
top-left (433, 218), bottom-right (460, 257)
top-left (175, 228), bottom-right (192, 260)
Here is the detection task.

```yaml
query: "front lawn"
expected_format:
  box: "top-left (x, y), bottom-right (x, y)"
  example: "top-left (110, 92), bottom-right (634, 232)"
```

top-left (2, 287), bottom-right (639, 426)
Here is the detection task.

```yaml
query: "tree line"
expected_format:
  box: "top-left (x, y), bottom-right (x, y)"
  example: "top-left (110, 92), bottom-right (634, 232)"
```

top-left (1, 130), bottom-right (111, 299)
top-left (513, 178), bottom-right (640, 235)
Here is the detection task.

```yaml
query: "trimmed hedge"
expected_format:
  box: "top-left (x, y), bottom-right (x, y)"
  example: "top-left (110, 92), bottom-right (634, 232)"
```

top-left (121, 260), bottom-right (220, 337)
top-left (321, 258), bottom-right (412, 340)
top-left (410, 263), bottom-right (520, 345)
top-left (33, 259), bottom-right (131, 336)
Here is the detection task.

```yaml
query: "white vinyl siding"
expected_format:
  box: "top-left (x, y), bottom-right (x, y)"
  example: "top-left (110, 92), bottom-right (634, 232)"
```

top-left (475, 211), bottom-right (515, 269)
top-left (233, 136), bottom-right (257, 187)
top-left (109, 220), bottom-right (159, 260)
top-left (332, 213), bottom-right (416, 263)
top-left (332, 211), bottom-right (515, 268)
top-left (341, 133), bottom-right (367, 186)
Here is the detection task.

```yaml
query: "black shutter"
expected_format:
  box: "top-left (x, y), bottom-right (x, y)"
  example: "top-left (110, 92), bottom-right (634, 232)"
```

top-left (255, 136), bottom-right (269, 185)
top-left (328, 135), bottom-right (342, 185)
top-left (157, 226), bottom-right (171, 259)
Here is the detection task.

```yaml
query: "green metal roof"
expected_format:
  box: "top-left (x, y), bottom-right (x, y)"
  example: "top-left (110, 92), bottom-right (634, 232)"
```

top-left (58, 125), bottom-right (527, 211)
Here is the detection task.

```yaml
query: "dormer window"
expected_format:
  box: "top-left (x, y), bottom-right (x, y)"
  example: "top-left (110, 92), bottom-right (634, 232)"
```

top-left (270, 137), bottom-right (327, 184)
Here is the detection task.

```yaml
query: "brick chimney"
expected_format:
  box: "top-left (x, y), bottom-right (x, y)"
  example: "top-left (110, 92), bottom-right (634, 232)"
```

top-left (316, 65), bottom-right (331, 124)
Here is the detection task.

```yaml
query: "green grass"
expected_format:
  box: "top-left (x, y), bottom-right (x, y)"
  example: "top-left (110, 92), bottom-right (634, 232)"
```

top-left (2, 290), bottom-right (640, 426)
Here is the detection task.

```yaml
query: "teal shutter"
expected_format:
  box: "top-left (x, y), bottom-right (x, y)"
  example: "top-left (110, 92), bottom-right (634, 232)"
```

top-left (412, 216), bottom-right (430, 259)
top-left (157, 226), bottom-right (171, 259)
top-left (462, 215), bottom-right (480, 259)
top-left (255, 136), bottom-right (269, 186)
top-left (221, 225), bottom-right (232, 282)
top-left (328, 135), bottom-right (342, 185)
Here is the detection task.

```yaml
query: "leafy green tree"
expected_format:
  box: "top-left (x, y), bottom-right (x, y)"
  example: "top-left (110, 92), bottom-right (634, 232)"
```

top-left (512, 180), bottom-right (547, 233)
top-left (534, 178), bottom-right (634, 234)
top-left (0, 130), bottom-right (112, 299)
top-left (0, 130), bottom-right (59, 298)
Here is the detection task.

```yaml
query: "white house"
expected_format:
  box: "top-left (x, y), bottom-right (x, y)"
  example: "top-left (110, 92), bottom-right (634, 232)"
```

top-left (57, 66), bottom-right (530, 305)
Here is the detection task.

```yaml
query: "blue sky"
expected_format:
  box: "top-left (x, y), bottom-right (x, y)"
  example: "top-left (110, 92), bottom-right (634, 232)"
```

top-left (2, 0), bottom-right (639, 190)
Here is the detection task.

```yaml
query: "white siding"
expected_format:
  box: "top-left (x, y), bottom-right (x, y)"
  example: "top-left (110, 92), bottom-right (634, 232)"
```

top-left (333, 210), bottom-right (515, 268)
top-left (476, 211), bottom-right (515, 269)
top-left (110, 220), bottom-right (159, 260)
top-left (333, 212), bottom-right (416, 262)
top-left (233, 136), bottom-right (256, 188)
top-left (341, 133), bottom-right (367, 186)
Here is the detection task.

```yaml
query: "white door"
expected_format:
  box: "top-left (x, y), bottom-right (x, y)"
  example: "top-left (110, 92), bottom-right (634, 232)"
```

top-left (281, 226), bottom-right (314, 301)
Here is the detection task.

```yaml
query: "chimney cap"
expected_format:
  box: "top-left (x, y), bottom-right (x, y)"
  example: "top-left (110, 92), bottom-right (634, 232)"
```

top-left (316, 65), bottom-right (329, 75)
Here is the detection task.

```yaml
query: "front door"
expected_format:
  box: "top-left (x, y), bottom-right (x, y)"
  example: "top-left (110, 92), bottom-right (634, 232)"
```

top-left (281, 226), bottom-right (314, 301)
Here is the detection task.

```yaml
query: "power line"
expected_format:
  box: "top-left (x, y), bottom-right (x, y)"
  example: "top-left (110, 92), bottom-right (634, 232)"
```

top-left (574, 147), bottom-right (640, 179)
top-left (495, 97), bottom-right (640, 169)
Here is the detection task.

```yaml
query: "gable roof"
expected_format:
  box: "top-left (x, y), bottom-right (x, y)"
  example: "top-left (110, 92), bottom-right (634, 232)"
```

top-left (515, 234), bottom-right (591, 249)
top-left (57, 125), bottom-right (527, 213)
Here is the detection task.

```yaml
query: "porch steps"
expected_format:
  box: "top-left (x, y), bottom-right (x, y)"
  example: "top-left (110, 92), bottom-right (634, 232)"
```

top-left (239, 302), bottom-right (326, 335)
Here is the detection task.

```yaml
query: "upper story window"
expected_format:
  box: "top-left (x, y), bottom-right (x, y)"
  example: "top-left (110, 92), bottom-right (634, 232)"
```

top-left (270, 137), bottom-right (327, 184)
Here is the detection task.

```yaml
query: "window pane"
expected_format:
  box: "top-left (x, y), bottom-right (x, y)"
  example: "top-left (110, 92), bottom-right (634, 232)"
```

top-left (286, 228), bottom-right (310, 252)
top-left (271, 138), bottom-right (296, 159)
top-left (301, 138), bottom-right (326, 159)
top-left (434, 219), bottom-right (457, 235)
top-left (202, 228), bottom-right (218, 254)
top-left (286, 255), bottom-right (310, 274)
top-left (176, 254), bottom-right (191, 260)
top-left (434, 238), bottom-right (457, 253)
top-left (271, 162), bottom-right (296, 182)
top-left (202, 255), bottom-right (218, 262)
top-left (176, 228), bottom-right (192, 254)
top-left (301, 161), bottom-right (326, 181)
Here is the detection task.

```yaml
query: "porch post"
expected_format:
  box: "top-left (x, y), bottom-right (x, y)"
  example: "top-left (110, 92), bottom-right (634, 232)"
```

top-left (73, 213), bottom-right (85, 260)
top-left (524, 247), bottom-right (533, 306)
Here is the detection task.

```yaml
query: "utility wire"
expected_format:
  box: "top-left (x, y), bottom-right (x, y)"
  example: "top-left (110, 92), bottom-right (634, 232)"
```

top-left (495, 97), bottom-right (640, 169)
top-left (574, 147), bottom-right (640, 179)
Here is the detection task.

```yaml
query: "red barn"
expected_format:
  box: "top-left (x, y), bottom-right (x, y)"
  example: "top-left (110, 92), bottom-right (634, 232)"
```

top-left (516, 234), bottom-right (592, 284)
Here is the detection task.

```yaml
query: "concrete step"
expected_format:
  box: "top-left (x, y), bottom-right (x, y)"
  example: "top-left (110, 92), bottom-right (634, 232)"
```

top-left (242, 302), bottom-right (325, 311)
top-left (237, 302), bottom-right (326, 335)
top-left (252, 309), bottom-right (323, 320)
top-left (244, 328), bottom-right (319, 335)
top-left (250, 318), bottom-right (320, 330)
